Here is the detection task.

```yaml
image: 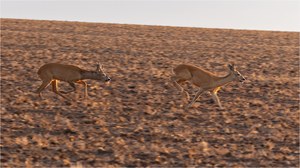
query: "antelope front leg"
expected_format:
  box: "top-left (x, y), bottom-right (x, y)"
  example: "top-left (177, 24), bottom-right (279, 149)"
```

top-left (212, 87), bottom-right (224, 109)
top-left (76, 80), bottom-right (88, 99)
top-left (211, 92), bottom-right (224, 109)
top-left (186, 88), bottom-right (204, 109)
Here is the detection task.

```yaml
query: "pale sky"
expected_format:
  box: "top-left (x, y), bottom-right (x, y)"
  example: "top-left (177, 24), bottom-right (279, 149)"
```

top-left (1, 0), bottom-right (300, 32)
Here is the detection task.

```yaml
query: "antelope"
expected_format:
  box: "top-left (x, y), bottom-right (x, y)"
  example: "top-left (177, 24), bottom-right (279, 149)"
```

top-left (171, 64), bottom-right (245, 109)
top-left (36, 62), bottom-right (111, 100)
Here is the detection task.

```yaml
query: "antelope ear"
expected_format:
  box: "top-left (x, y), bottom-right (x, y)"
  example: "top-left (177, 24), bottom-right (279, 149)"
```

top-left (228, 63), bottom-right (235, 70)
top-left (96, 62), bottom-right (101, 71)
top-left (96, 62), bottom-right (104, 71)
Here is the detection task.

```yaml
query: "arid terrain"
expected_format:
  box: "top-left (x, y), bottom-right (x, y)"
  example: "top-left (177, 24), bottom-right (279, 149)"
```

top-left (1, 19), bottom-right (299, 167)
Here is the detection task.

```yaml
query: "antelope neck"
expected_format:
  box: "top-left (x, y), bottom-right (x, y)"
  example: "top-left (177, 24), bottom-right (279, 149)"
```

top-left (81, 70), bottom-right (97, 80)
top-left (213, 72), bottom-right (234, 87)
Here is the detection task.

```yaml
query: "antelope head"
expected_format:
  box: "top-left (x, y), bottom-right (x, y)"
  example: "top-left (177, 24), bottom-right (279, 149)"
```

top-left (95, 62), bottom-right (111, 82)
top-left (228, 64), bottom-right (246, 83)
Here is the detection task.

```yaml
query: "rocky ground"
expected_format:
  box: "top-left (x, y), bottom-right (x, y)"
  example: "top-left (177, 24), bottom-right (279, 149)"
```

top-left (1, 19), bottom-right (299, 167)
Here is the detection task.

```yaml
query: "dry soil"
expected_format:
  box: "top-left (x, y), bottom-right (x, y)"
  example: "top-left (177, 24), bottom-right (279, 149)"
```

top-left (1, 19), bottom-right (299, 167)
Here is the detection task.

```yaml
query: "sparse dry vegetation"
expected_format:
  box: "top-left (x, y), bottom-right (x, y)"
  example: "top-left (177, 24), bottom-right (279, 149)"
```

top-left (1, 19), bottom-right (299, 167)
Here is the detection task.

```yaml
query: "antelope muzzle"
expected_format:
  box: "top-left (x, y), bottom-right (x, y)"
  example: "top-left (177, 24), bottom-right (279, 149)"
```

top-left (240, 76), bottom-right (246, 83)
top-left (105, 77), bottom-right (111, 82)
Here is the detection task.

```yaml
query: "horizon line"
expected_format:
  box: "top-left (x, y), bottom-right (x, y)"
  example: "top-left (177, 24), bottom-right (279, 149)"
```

top-left (2, 17), bottom-right (299, 33)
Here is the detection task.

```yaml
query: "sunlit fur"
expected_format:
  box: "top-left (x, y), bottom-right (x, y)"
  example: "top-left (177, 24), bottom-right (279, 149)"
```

top-left (171, 63), bottom-right (245, 109)
top-left (36, 63), bottom-right (110, 100)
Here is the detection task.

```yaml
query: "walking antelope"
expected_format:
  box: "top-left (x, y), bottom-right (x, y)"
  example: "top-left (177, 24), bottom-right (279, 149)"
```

top-left (36, 63), bottom-right (111, 100)
top-left (171, 64), bottom-right (245, 109)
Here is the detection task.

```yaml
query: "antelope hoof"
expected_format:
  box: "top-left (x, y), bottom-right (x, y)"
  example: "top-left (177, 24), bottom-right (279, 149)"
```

top-left (65, 101), bottom-right (72, 105)
top-left (181, 91), bottom-right (190, 102)
top-left (185, 92), bottom-right (190, 101)
top-left (185, 103), bottom-right (193, 109)
top-left (209, 99), bottom-right (215, 104)
top-left (37, 93), bottom-right (43, 99)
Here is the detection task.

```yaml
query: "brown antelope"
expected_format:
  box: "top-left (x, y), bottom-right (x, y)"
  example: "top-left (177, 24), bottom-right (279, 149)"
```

top-left (36, 63), bottom-right (111, 100)
top-left (171, 64), bottom-right (245, 109)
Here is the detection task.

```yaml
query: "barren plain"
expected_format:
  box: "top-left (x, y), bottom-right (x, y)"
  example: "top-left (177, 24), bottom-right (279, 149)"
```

top-left (1, 19), bottom-right (299, 167)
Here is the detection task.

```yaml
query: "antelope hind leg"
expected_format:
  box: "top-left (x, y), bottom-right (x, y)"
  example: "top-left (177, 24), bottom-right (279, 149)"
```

top-left (171, 76), bottom-right (190, 101)
top-left (60, 82), bottom-right (76, 94)
top-left (186, 88), bottom-right (204, 109)
top-left (36, 80), bottom-right (52, 99)
top-left (51, 80), bottom-right (72, 101)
